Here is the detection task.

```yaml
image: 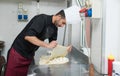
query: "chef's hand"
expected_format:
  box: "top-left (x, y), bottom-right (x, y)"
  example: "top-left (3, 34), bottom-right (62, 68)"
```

top-left (47, 41), bottom-right (57, 49)
top-left (67, 45), bottom-right (72, 52)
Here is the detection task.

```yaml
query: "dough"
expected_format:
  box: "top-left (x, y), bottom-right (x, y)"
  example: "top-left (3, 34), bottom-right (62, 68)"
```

top-left (39, 45), bottom-right (69, 65)
top-left (50, 45), bottom-right (69, 59)
top-left (48, 57), bottom-right (69, 65)
top-left (39, 57), bottom-right (69, 65)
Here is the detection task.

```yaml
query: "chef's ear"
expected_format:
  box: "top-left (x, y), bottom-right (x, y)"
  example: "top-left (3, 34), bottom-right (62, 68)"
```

top-left (57, 15), bottom-right (62, 18)
top-left (55, 15), bottom-right (61, 19)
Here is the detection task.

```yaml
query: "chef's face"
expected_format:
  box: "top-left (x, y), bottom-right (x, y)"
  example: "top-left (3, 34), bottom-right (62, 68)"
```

top-left (54, 16), bottom-right (66, 27)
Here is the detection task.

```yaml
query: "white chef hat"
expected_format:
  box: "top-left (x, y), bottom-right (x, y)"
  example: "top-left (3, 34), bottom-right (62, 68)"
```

top-left (64, 5), bottom-right (81, 25)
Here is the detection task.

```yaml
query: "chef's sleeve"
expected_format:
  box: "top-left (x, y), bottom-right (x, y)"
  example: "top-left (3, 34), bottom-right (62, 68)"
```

top-left (49, 31), bottom-right (58, 42)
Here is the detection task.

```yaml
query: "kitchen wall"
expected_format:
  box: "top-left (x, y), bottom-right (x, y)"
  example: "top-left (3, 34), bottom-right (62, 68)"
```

top-left (103, 0), bottom-right (120, 73)
top-left (0, 0), bottom-right (67, 60)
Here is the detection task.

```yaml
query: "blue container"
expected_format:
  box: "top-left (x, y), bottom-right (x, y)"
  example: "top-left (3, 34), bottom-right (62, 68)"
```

top-left (87, 8), bottom-right (92, 17)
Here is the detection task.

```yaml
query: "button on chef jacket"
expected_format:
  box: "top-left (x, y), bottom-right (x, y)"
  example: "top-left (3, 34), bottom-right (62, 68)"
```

top-left (12, 14), bottom-right (58, 59)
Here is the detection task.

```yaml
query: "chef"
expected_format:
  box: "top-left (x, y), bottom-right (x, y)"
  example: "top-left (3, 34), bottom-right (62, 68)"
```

top-left (5, 5), bottom-right (80, 76)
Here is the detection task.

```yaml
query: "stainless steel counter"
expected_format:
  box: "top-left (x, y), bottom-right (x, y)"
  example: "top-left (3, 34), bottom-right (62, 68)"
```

top-left (27, 47), bottom-right (89, 76)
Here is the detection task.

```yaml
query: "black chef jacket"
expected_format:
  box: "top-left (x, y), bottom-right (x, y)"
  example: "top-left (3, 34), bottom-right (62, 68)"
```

top-left (12, 14), bottom-right (58, 59)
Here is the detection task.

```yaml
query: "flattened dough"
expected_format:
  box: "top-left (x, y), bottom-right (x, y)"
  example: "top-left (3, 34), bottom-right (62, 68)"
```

top-left (39, 45), bottom-right (69, 65)
top-left (39, 57), bottom-right (69, 65)
top-left (50, 45), bottom-right (69, 59)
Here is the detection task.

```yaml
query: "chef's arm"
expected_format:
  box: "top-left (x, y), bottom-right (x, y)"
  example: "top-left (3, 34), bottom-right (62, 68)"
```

top-left (49, 30), bottom-right (57, 42)
top-left (24, 36), bottom-right (57, 49)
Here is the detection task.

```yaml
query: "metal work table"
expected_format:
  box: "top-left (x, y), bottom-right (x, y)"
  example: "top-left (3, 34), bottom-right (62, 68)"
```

top-left (28, 47), bottom-right (89, 76)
